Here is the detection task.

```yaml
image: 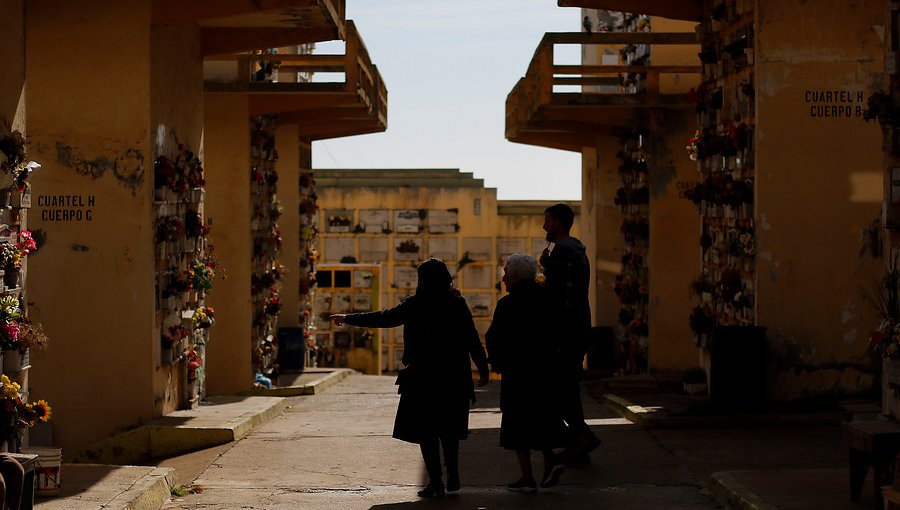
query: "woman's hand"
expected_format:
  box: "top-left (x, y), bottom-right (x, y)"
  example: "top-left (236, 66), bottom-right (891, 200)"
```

top-left (330, 314), bottom-right (347, 326)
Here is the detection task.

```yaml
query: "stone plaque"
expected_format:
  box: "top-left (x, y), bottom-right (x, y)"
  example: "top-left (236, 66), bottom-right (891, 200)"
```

top-left (353, 293), bottom-right (372, 311)
top-left (354, 270), bottom-right (375, 288)
top-left (464, 294), bottom-right (492, 317)
top-left (325, 209), bottom-right (354, 233)
top-left (359, 237), bottom-right (388, 262)
top-left (394, 210), bottom-right (422, 234)
top-left (394, 237), bottom-right (422, 261)
top-left (324, 237), bottom-right (354, 262)
top-left (497, 238), bottom-right (527, 263)
top-left (428, 209), bottom-right (458, 234)
top-left (461, 264), bottom-right (493, 289)
top-left (359, 209), bottom-right (389, 233)
top-left (462, 237), bottom-right (491, 261)
top-left (394, 266), bottom-right (418, 289)
top-left (429, 237), bottom-right (458, 262)
top-left (333, 293), bottom-right (352, 313)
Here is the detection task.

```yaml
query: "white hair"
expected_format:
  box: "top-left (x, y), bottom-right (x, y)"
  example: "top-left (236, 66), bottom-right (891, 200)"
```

top-left (505, 253), bottom-right (537, 281)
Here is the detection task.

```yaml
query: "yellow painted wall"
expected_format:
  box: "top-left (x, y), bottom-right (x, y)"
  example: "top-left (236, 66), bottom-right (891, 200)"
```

top-left (316, 178), bottom-right (579, 372)
top-left (647, 110), bottom-right (701, 372)
top-left (755, 0), bottom-right (883, 398)
top-left (203, 94), bottom-right (253, 394)
top-left (150, 22), bottom-right (204, 415)
top-left (0, 0), bottom-right (25, 131)
top-left (26, 0), bottom-right (157, 454)
top-left (276, 124), bottom-right (300, 328)
top-left (587, 138), bottom-right (629, 330)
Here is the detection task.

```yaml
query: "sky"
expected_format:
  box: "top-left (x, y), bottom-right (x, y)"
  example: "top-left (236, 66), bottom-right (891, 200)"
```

top-left (311, 1), bottom-right (583, 201)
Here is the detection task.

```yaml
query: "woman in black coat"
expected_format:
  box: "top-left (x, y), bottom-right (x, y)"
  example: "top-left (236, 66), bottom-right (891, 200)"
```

top-left (332, 258), bottom-right (489, 498)
top-left (486, 254), bottom-right (566, 493)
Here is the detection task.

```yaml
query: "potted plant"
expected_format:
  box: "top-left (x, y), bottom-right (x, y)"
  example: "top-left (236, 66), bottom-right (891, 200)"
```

top-left (682, 367), bottom-right (708, 395)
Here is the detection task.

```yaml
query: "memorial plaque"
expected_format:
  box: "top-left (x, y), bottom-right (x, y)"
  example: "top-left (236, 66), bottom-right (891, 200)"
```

top-left (394, 210), bottom-right (422, 234)
top-left (359, 209), bottom-right (390, 233)
top-left (353, 293), bottom-right (372, 311)
top-left (325, 209), bottom-right (354, 233)
top-left (354, 269), bottom-right (375, 288)
top-left (333, 293), bottom-right (352, 312)
top-left (464, 294), bottom-right (492, 317)
top-left (428, 209), bottom-right (458, 234)
top-left (394, 237), bottom-right (422, 261)
top-left (359, 237), bottom-right (388, 262)
top-left (394, 266), bottom-right (418, 289)
top-left (497, 238), bottom-right (527, 264)
top-left (462, 237), bottom-right (491, 261)
top-left (324, 237), bottom-right (354, 262)
top-left (429, 237), bottom-right (458, 261)
top-left (461, 264), bottom-right (493, 289)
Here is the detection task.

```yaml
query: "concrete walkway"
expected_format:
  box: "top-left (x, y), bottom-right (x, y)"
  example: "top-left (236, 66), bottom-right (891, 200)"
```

top-left (34, 369), bottom-right (351, 510)
top-left (161, 374), bottom-right (717, 509)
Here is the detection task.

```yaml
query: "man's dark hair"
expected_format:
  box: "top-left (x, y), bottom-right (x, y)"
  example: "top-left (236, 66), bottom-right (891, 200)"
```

top-left (545, 203), bottom-right (575, 230)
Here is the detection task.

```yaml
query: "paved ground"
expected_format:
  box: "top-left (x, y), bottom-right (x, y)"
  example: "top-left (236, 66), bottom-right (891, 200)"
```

top-left (160, 374), bottom-right (719, 509)
top-left (158, 373), bottom-right (881, 510)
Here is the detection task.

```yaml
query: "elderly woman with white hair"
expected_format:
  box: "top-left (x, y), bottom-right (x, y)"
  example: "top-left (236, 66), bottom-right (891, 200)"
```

top-left (486, 253), bottom-right (566, 493)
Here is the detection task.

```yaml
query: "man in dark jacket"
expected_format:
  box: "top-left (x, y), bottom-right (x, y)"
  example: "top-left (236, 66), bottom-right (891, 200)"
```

top-left (539, 203), bottom-right (601, 463)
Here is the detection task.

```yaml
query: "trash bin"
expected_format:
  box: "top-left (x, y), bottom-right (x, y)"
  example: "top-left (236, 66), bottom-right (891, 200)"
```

top-left (586, 326), bottom-right (615, 372)
top-left (709, 325), bottom-right (766, 408)
top-left (277, 327), bottom-right (306, 372)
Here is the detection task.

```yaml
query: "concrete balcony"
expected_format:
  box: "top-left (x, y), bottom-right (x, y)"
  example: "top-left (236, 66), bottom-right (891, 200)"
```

top-left (556, 0), bottom-right (701, 22)
top-left (505, 31), bottom-right (698, 151)
top-left (153, 0), bottom-right (346, 55)
top-left (204, 20), bottom-right (387, 140)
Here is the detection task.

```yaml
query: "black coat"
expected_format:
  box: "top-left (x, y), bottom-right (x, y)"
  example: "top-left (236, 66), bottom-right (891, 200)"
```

top-left (345, 293), bottom-right (489, 444)
top-left (485, 281), bottom-right (566, 450)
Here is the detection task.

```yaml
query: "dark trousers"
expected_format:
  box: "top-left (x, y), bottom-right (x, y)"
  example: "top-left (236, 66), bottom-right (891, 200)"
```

top-left (561, 357), bottom-right (589, 436)
top-left (419, 433), bottom-right (459, 486)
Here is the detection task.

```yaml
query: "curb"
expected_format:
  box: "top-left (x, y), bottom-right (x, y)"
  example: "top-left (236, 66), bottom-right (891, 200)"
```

top-left (231, 368), bottom-right (354, 397)
top-left (74, 397), bottom-right (290, 464)
top-left (601, 393), bottom-right (846, 429)
top-left (708, 472), bottom-right (779, 510)
top-left (108, 466), bottom-right (176, 510)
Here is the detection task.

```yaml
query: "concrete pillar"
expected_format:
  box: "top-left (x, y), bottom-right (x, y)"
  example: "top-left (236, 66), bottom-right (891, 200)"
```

top-left (647, 110), bottom-right (700, 373)
top-left (26, 0), bottom-right (157, 453)
top-left (0, 0), bottom-right (25, 131)
top-left (203, 94), bottom-right (252, 394)
top-left (276, 123), bottom-right (300, 329)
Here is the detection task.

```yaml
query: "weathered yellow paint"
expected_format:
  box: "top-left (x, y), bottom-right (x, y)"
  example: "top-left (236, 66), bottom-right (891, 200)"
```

top-left (151, 22), bottom-right (205, 416)
top-left (647, 110), bottom-right (701, 373)
top-left (316, 172), bottom-right (579, 372)
top-left (26, 0), bottom-right (160, 455)
top-left (755, 0), bottom-right (883, 398)
top-left (0, 0), bottom-right (25, 132)
top-left (203, 94), bottom-right (253, 395)
top-left (584, 139), bottom-right (627, 330)
top-left (276, 123), bottom-right (301, 329)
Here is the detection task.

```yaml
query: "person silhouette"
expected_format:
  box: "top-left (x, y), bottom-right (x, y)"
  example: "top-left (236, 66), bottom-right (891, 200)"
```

top-left (540, 203), bottom-right (601, 463)
top-left (331, 258), bottom-right (489, 498)
top-left (486, 254), bottom-right (566, 492)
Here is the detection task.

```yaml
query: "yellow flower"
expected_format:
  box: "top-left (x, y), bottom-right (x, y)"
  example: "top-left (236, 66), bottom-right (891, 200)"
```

top-left (1, 378), bottom-right (20, 400)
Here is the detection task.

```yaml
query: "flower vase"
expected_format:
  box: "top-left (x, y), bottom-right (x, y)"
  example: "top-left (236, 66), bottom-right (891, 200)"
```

top-left (0, 191), bottom-right (11, 209)
top-left (3, 270), bottom-right (20, 290)
top-left (189, 188), bottom-right (204, 203)
top-left (11, 189), bottom-right (31, 209)
top-left (2, 348), bottom-right (29, 373)
top-left (884, 357), bottom-right (900, 420)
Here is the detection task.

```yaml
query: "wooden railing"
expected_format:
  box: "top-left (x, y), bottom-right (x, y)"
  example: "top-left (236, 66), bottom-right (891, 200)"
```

top-left (507, 32), bottom-right (699, 137)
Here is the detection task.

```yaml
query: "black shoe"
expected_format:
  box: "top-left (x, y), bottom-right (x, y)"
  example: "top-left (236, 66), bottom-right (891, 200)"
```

top-left (446, 476), bottom-right (460, 492)
top-left (507, 477), bottom-right (537, 493)
top-left (417, 483), bottom-right (445, 498)
top-left (540, 461), bottom-right (565, 488)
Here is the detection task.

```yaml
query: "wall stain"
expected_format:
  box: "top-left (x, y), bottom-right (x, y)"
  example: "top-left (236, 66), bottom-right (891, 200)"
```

top-left (71, 244), bottom-right (90, 252)
top-left (55, 142), bottom-right (144, 194)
